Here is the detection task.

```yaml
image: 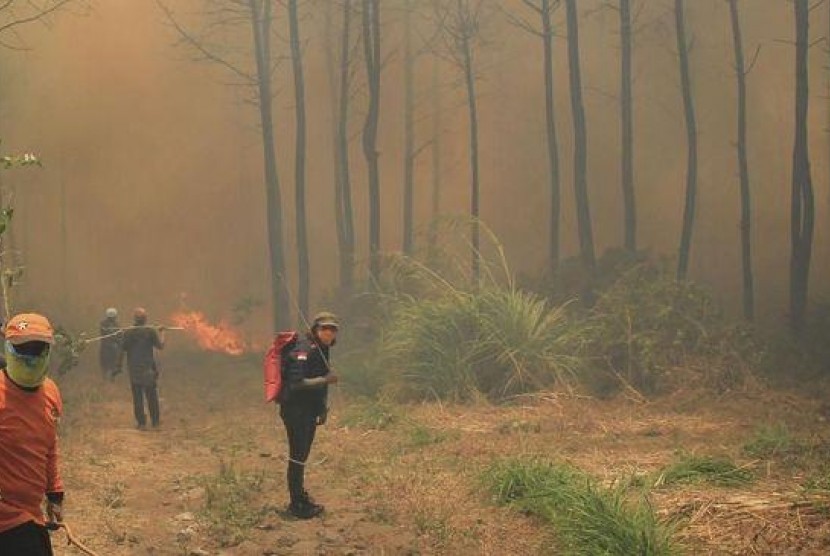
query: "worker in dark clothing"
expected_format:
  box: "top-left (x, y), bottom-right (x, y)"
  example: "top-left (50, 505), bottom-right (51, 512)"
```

top-left (280, 311), bottom-right (340, 519)
top-left (119, 307), bottom-right (165, 430)
top-left (98, 307), bottom-right (121, 380)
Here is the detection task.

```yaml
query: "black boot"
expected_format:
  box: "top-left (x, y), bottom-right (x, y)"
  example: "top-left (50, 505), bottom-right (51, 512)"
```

top-left (288, 498), bottom-right (324, 520)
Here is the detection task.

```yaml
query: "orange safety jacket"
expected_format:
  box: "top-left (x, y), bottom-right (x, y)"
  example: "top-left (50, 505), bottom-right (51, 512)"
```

top-left (0, 371), bottom-right (64, 533)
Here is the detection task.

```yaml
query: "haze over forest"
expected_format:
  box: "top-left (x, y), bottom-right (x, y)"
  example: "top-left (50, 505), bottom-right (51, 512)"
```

top-left (0, 0), bottom-right (826, 336)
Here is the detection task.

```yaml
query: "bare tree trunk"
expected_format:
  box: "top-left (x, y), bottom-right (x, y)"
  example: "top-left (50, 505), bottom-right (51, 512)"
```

top-left (791, 0), bottom-right (815, 333)
top-left (402, 0), bottom-right (415, 255)
top-left (338, 0), bottom-right (356, 291)
top-left (541, 0), bottom-right (561, 274)
top-left (620, 0), bottom-right (636, 252)
top-left (728, 0), bottom-right (754, 321)
top-left (249, 0), bottom-right (289, 330)
top-left (565, 0), bottom-right (596, 277)
top-left (324, 0), bottom-right (356, 292)
top-left (323, 1), bottom-right (347, 289)
top-left (674, 0), bottom-right (698, 281)
top-left (427, 57), bottom-right (442, 263)
top-left (288, 0), bottom-right (309, 318)
top-left (460, 23), bottom-right (481, 284)
top-left (362, 0), bottom-right (381, 282)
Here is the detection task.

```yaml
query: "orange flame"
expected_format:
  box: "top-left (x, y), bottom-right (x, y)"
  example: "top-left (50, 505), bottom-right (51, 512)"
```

top-left (170, 310), bottom-right (246, 356)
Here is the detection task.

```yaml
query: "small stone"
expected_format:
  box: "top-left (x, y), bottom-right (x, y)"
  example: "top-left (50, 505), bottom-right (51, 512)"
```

top-left (175, 512), bottom-right (196, 522)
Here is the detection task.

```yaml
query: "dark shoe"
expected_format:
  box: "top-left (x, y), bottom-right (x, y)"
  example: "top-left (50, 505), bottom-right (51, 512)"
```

top-left (288, 500), bottom-right (324, 520)
top-left (136, 423), bottom-right (147, 431)
top-left (301, 490), bottom-right (315, 504)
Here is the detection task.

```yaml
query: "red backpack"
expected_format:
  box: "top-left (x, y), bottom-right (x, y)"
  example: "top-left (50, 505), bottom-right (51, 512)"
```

top-left (263, 331), bottom-right (299, 403)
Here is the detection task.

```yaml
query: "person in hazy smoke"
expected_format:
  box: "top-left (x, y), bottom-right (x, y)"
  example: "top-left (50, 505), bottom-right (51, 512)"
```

top-left (279, 311), bottom-right (340, 520)
top-left (98, 307), bottom-right (121, 380)
top-left (118, 307), bottom-right (165, 430)
top-left (0, 313), bottom-right (65, 556)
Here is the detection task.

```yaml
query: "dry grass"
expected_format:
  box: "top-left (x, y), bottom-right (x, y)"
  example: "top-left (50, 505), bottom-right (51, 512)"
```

top-left (49, 351), bottom-right (830, 555)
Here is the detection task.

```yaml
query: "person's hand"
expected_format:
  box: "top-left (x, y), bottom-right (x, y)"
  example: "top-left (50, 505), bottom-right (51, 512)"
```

top-left (46, 501), bottom-right (63, 524)
top-left (325, 373), bottom-right (339, 385)
top-left (316, 409), bottom-right (328, 426)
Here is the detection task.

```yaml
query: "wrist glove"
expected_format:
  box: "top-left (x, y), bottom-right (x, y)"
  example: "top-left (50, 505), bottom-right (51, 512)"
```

top-left (46, 500), bottom-right (63, 524)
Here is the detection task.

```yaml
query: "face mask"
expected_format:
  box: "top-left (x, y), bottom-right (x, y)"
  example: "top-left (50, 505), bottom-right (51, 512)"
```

top-left (6, 340), bottom-right (51, 388)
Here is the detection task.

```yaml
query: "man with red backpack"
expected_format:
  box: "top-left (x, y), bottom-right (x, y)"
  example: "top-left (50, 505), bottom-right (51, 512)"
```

top-left (275, 311), bottom-right (340, 519)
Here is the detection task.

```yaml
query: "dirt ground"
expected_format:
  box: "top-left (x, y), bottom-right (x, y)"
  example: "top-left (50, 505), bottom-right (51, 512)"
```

top-left (50, 351), bottom-right (830, 555)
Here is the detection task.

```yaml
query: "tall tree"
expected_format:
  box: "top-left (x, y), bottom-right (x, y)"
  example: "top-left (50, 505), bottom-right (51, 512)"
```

top-left (402, 0), bottom-right (416, 255)
top-left (427, 57), bottom-right (443, 262)
top-left (323, 0), bottom-right (357, 292)
top-left (727, 0), bottom-right (755, 321)
top-left (506, 0), bottom-right (562, 274)
top-left (674, 0), bottom-right (698, 281)
top-left (620, 0), bottom-right (636, 252)
top-left (362, 0), bottom-right (382, 282)
top-left (790, 0), bottom-right (815, 333)
top-left (288, 0), bottom-right (309, 318)
top-left (158, 1), bottom-right (290, 330)
top-left (565, 0), bottom-right (596, 277)
top-left (437, 0), bottom-right (484, 283)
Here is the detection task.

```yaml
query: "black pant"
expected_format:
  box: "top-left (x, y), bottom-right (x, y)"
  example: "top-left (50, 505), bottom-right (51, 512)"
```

top-left (0, 521), bottom-right (54, 556)
top-left (131, 382), bottom-right (160, 427)
top-left (280, 408), bottom-right (318, 504)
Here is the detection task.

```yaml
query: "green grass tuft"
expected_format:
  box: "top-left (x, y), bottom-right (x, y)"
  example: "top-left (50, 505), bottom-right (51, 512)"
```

top-left (483, 458), bottom-right (682, 555)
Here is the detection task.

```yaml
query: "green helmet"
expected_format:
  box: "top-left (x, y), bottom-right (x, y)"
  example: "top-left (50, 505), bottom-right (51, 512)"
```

top-left (311, 311), bottom-right (340, 329)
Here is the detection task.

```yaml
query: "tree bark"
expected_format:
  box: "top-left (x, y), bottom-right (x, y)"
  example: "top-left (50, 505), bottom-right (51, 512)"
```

top-left (541, 0), bottom-right (561, 274)
top-left (362, 0), bottom-right (381, 282)
top-left (790, 0), bottom-right (815, 333)
top-left (249, 0), bottom-right (289, 330)
top-left (402, 0), bottom-right (415, 255)
top-left (337, 0), bottom-right (356, 291)
top-left (460, 18), bottom-right (481, 284)
top-left (620, 0), bottom-right (636, 252)
top-left (674, 0), bottom-right (698, 281)
top-left (427, 57), bottom-right (442, 263)
top-left (288, 0), bottom-right (309, 318)
top-left (565, 0), bottom-right (596, 276)
top-left (728, 0), bottom-right (755, 321)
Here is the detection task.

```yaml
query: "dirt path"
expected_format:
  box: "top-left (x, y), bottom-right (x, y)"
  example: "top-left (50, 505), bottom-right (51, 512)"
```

top-left (53, 354), bottom-right (424, 556)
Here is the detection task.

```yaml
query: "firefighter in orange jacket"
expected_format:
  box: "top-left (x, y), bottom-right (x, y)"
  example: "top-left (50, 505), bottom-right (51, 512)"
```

top-left (0, 313), bottom-right (64, 555)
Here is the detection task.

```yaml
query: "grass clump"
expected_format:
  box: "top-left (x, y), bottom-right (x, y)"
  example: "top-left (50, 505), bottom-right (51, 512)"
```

top-left (653, 454), bottom-right (754, 487)
top-left (742, 423), bottom-right (799, 459)
top-left (199, 462), bottom-right (265, 547)
top-left (483, 457), bottom-right (682, 555)
top-left (384, 286), bottom-right (581, 402)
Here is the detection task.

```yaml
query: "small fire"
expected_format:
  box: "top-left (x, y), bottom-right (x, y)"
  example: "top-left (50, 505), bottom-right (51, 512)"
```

top-left (170, 311), bottom-right (246, 356)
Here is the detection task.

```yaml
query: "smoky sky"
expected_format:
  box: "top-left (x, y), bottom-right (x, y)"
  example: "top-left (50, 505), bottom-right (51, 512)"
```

top-left (0, 0), bottom-right (825, 335)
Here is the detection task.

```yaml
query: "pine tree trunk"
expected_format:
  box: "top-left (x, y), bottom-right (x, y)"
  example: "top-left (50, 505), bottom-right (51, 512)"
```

top-left (620, 0), bottom-right (636, 252)
top-left (674, 0), bottom-right (698, 281)
top-left (728, 0), bottom-right (755, 321)
top-left (541, 0), bottom-right (561, 274)
top-left (249, 0), bottom-right (289, 330)
top-left (362, 0), bottom-right (381, 282)
top-left (288, 0), bottom-right (309, 318)
top-left (790, 0), bottom-right (815, 333)
top-left (565, 0), bottom-right (596, 277)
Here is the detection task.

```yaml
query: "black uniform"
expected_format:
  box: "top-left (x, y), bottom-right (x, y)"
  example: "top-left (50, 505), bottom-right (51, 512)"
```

top-left (98, 317), bottom-right (121, 379)
top-left (280, 336), bottom-right (330, 507)
top-left (121, 327), bottom-right (163, 428)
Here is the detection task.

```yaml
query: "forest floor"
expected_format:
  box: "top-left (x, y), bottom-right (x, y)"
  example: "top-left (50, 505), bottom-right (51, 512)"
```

top-left (51, 351), bottom-right (830, 555)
